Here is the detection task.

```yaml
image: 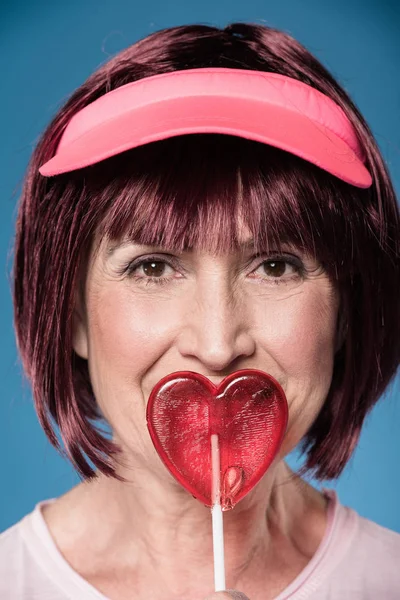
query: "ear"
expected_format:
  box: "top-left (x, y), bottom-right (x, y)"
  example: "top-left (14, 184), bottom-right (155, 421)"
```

top-left (72, 286), bottom-right (89, 360)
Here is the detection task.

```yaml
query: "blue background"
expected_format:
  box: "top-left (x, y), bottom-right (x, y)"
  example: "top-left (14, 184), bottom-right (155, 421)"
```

top-left (1, 0), bottom-right (399, 534)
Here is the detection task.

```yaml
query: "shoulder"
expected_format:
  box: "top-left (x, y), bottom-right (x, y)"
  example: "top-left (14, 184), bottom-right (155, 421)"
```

top-left (352, 512), bottom-right (400, 561)
top-left (0, 517), bottom-right (25, 561)
top-left (332, 505), bottom-right (400, 596)
top-left (0, 517), bottom-right (28, 597)
top-left (0, 501), bottom-right (65, 600)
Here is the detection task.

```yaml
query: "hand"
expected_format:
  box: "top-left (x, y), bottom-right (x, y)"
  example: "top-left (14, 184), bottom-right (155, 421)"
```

top-left (204, 591), bottom-right (250, 600)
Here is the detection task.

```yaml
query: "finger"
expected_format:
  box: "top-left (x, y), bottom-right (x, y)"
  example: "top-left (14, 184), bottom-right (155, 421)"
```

top-left (204, 591), bottom-right (250, 600)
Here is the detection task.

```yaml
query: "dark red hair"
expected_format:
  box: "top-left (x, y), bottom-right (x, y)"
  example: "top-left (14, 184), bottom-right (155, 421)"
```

top-left (13, 23), bottom-right (400, 480)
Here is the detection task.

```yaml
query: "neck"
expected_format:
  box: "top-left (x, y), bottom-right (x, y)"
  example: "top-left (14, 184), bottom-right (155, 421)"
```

top-left (59, 461), bottom-right (327, 599)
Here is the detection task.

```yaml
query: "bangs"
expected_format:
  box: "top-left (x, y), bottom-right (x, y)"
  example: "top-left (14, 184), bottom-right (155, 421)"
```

top-left (82, 133), bottom-right (366, 277)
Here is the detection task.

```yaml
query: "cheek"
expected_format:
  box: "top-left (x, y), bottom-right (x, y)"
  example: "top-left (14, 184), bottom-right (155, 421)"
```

top-left (85, 285), bottom-right (186, 465)
top-left (249, 278), bottom-right (337, 372)
top-left (261, 285), bottom-right (339, 451)
top-left (86, 286), bottom-right (182, 393)
top-left (269, 294), bottom-right (337, 378)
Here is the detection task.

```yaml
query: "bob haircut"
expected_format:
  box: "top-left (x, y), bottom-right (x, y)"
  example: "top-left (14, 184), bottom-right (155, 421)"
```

top-left (13, 23), bottom-right (400, 481)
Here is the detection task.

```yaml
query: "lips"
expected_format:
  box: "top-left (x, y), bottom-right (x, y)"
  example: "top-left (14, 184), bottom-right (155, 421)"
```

top-left (146, 368), bottom-right (288, 510)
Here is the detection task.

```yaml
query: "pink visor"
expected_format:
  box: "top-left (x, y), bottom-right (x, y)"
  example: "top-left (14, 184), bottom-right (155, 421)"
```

top-left (39, 67), bottom-right (372, 188)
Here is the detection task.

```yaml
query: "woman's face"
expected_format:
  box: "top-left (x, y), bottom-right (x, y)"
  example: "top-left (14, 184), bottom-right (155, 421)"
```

top-left (73, 223), bottom-right (340, 477)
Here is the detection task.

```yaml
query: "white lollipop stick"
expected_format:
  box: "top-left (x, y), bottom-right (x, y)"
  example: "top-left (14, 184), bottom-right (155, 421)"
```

top-left (211, 433), bottom-right (226, 591)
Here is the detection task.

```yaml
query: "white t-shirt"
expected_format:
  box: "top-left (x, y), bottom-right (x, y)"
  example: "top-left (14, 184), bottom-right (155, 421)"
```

top-left (1, 490), bottom-right (399, 599)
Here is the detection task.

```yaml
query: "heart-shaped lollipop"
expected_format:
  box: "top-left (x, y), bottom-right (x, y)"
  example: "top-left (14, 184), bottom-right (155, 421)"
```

top-left (147, 369), bottom-right (288, 510)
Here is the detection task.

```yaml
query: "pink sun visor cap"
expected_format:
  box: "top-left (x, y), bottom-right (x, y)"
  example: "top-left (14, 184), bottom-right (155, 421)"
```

top-left (39, 67), bottom-right (372, 188)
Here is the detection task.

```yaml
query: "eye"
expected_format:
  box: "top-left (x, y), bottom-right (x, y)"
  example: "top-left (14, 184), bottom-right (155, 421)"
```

top-left (139, 260), bottom-right (171, 278)
top-left (250, 255), bottom-right (304, 283)
top-left (261, 260), bottom-right (287, 277)
top-left (259, 259), bottom-right (295, 277)
top-left (120, 256), bottom-right (180, 286)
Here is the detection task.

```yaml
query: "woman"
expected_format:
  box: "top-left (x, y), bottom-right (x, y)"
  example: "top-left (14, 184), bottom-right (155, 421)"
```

top-left (1, 21), bottom-right (399, 600)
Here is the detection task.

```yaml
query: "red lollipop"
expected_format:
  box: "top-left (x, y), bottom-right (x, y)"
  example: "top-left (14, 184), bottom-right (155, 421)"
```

top-left (147, 369), bottom-right (288, 591)
top-left (146, 369), bottom-right (288, 509)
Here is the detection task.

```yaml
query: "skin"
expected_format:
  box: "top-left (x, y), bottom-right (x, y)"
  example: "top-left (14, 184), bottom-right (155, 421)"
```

top-left (42, 223), bottom-right (341, 600)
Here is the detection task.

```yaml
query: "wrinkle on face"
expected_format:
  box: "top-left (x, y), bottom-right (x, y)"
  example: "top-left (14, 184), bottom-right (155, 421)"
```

top-left (73, 224), bottom-right (339, 481)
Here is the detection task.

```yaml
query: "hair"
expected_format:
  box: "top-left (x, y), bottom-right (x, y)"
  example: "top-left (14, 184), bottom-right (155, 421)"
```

top-left (13, 22), bottom-right (400, 481)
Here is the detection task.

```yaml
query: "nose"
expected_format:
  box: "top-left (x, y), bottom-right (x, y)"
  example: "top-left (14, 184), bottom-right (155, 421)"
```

top-left (176, 275), bottom-right (255, 373)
